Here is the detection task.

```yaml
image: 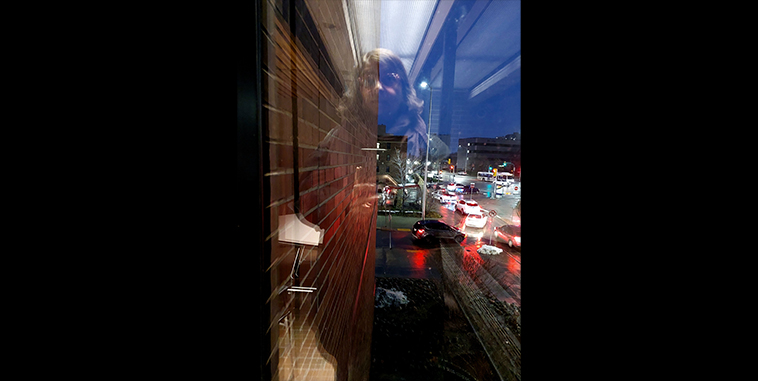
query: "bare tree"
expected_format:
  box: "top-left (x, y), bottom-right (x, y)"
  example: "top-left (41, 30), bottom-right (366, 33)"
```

top-left (387, 147), bottom-right (406, 187)
top-left (388, 147), bottom-right (423, 214)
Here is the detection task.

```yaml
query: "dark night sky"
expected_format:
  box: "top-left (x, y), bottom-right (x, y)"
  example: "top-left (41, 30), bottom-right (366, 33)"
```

top-left (429, 81), bottom-right (520, 154)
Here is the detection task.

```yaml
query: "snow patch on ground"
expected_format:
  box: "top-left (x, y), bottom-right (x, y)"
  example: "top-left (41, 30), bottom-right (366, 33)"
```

top-left (375, 287), bottom-right (409, 308)
top-left (477, 245), bottom-right (503, 255)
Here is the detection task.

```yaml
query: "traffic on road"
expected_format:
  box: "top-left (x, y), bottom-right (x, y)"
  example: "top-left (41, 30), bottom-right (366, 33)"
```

top-left (376, 171), bottom-right (521, 305)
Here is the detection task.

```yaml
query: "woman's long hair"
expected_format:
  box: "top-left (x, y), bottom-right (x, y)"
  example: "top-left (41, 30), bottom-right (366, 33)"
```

top-left (338, 48), bottom-right (424, 126)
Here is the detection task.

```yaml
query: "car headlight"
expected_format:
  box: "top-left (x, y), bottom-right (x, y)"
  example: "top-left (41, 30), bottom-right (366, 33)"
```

top-left (514, 236), bottom-right (521, 243)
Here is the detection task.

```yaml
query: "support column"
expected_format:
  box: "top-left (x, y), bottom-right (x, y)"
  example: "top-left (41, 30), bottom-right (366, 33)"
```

top-left (438, 16), bottom-right (458, 159)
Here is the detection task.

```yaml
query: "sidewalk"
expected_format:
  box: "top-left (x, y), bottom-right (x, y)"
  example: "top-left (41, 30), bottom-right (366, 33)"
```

top-left (375, 213), bottom-right (420, 232)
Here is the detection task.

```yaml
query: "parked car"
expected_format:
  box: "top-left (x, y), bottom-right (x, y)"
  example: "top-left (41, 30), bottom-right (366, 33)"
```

top-left (464, 211), bottom-right (487, 228)
top-left (412, 220), bottom-right (466, 244)
top-left (495, 224), bottom-right (521, 248)
top-left (457, 171), bottom-right (467, 175)
top-left (455, 199), bottom-right (482, 215)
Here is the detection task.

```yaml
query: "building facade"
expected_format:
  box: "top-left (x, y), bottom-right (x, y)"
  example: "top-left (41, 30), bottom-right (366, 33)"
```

top-left (456, 133), bottom-right (521, 174)
top-left (256, 1), bottom-right (377, 380)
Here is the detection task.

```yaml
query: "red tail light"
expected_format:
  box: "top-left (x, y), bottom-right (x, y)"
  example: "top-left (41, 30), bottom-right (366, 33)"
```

top-left (417, 229), bottom-right (425, 235)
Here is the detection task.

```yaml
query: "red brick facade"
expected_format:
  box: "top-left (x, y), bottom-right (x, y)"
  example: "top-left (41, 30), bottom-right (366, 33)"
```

top-left (260, 1), bottom-right (377, 380)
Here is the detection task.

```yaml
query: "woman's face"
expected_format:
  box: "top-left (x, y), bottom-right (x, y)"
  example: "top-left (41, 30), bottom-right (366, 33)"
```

top-left (360, 64), bottom-right (403, 119)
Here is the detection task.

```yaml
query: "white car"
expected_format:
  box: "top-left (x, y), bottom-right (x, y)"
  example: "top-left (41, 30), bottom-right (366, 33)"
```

top-left (432, 189), bottom-right (448, 201)
top-left (464, 211), bottom-right (487, 228)
top-left (455, 199), bottom-right (481, 215)
top-left (497, 182), bottom-right (521, 195)
top-left (494, 180), bottom-right (507, 195)
top-left (439, 191), bottom-right (458, 204)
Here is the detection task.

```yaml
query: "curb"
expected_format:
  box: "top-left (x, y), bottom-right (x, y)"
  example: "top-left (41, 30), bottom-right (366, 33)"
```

top-left (377, 227), bottom-right (411, 232)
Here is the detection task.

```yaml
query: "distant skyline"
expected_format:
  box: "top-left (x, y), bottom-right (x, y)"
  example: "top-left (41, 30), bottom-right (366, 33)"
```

top-left (428, 81), bottom-right (520, 154)
top-left (446, 128), bottom-right (521, 154)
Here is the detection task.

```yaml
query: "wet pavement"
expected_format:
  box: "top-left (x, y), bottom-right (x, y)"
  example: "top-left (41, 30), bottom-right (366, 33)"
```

top-left (372, 177), bottom-right (521, 380)
top-left (375, 178), bottom-right (521, 306)
top-left (375, 231), bottom-right (442, 279)
top-left (370, 276), bottom-right (500, 381)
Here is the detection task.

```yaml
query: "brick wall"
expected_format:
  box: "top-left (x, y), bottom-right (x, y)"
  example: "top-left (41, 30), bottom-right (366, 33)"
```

top-left (260, 1), bottom-right (377, 380)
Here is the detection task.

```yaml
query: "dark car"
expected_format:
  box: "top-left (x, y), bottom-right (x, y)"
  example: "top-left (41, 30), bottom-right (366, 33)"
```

top-left (412, 220), bottom-right (466, 244)
top-left (495, 224), bottom-right (521, 248)
top-left (460, 185), bottom-right (480, 194)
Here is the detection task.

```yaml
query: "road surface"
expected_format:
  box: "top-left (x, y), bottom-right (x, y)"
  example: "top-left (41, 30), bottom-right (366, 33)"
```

top-left (376, 173), bottom-right (521, 306)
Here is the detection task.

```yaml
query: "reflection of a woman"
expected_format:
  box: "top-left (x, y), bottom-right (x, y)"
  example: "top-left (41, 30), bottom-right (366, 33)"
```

top-left (342, 48), bottom-right (427, 160)
top-left (301, 48), bottom-right (430, 214)
top-left (291, 48), bottom-right (431, 381)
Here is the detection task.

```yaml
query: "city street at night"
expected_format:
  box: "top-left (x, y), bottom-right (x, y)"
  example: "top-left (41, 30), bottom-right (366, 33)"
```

top-left (372, 173), bottom-right (521, 381)
top-left (375, 173), bottom-right (521, 306)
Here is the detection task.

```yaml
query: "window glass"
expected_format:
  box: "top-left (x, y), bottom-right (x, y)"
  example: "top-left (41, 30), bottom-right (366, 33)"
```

top-left (254, 0), bottom-right (520, 380)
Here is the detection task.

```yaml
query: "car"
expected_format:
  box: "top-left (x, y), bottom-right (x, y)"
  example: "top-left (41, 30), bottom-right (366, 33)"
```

top-left (432, 189), bottom-right (451, 200)
top-left (455, 199), bottom-right (482, 215)
top-left (460, 185), bottom-right (480, 194)
top-left (445, 183), bottom-right (466, 193)
top-left (494, 181), bottom-right (507, 195)
top-left (457, 171), bottom-right (467, 175)
top-left (426, 180), bottom-right (441, 189)
top-left (495, 224), bottom-right (521, 248)
top-left (438, 191), bottom-right (458, 204)
top-left (464, 211), bottom-right (487, 228)
top-left (412, 220), bottom-right (466, 244)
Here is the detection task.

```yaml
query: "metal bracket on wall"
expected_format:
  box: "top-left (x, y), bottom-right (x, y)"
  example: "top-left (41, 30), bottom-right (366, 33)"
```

top-left (287, 286), bottom-right (317, 293)
top-left (289, 245), bottom-right (303, 279)
top-left (283, 245), bottom-right (318, 294)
